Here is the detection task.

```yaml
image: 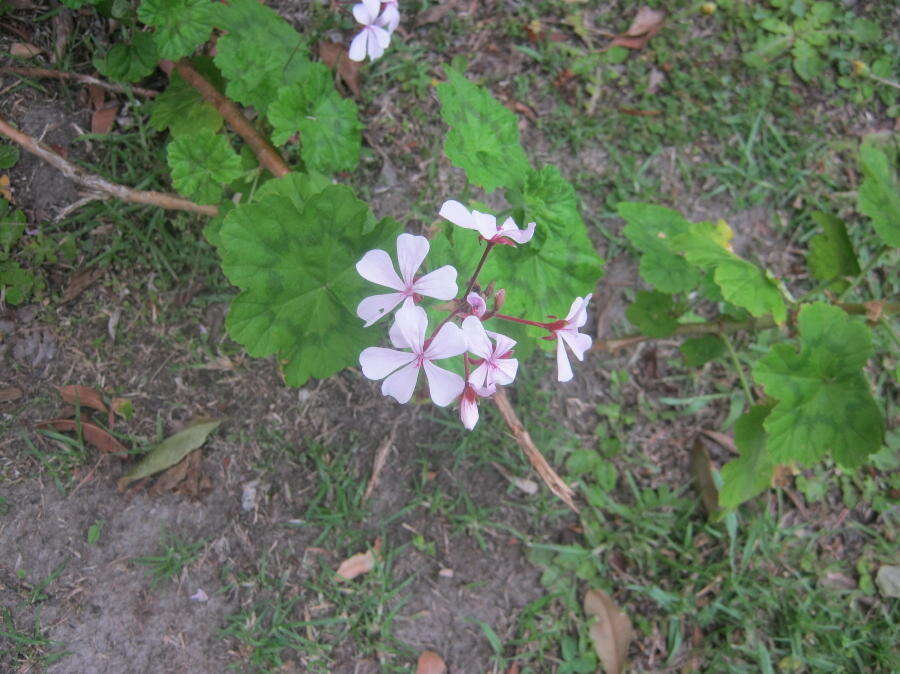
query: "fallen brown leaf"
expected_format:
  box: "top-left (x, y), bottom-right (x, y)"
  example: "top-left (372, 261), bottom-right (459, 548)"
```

top-left (318, 41), bottom-right (361, 97)
top-left (690, 439), bottom-right (719, 515)
top-left (415, 650), bottom-right (447, 674)
top-left (56, 384), bottom-right (107, 413)
top-left (610, 6), bottom-right (665, 50)
top-left (11, 42), bottom-right (42, 58)
top-left (618, 107), bottom-right (662, 117)
top-left (584, 588), bottom-right (634, 674)
top-left (61, 267), bottom-right (104, 303)
top-left (336, 539), bottom-right (381, 581)
top-left (0, 175), bottom-right (11, 201)
top-left (700, 429), bottom-right (736, 454)
top-left (91, 106), bottom-right (118, 135)
top-left (0, 387), bottom-right (23, 403)
top-left (37, 418), bottom-right (127, 455)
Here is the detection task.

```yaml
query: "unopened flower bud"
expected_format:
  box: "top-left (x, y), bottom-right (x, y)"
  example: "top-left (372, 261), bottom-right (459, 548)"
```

top-left (493, 288), bottom-right (506, 312)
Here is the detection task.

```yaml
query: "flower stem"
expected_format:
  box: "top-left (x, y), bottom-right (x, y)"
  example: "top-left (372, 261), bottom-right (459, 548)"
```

top-left (464, 241), bottom-right (496, 297)
top-left (492, 313), bottom-right (553, 329)
top-left (723, 333), bottom-right (754, 405)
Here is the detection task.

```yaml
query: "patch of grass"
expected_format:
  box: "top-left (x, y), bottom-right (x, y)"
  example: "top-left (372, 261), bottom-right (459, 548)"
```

top-left (0, 607), bottom-right (69, 671)
top-left (221, 544), bottom-right (414, 672)
top-left (24, 428), bottom-right (92, 493)
top-left (135, 529), bottom-right (205, 587)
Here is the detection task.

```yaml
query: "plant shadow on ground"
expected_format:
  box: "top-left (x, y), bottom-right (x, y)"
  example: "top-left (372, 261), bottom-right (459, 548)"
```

top-left (1, 0), bottom-right (898, 671)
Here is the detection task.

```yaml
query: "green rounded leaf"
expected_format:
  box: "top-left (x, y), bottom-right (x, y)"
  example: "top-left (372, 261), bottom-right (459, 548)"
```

top-left (167, 131), bottom-right (243, 204)
top-left (619, 202), bottom-right (700, 293)
top-left (679, 334), bottom-right (725, 367)
top-left (752, 303), bottom-right (885, 469)
top-left (436, 67), bottom-right (531, 193)
top-left (857, 137), bottom-right (900, 247)
top-left (806, 212), bottom-right (860, 292)
top-left (719, 405), bottom-right (777, 510)
top-left (218, 177), bottom-right (401, 386)
top-left (93, 32), bottom-right (158, 83)
top-left (137, 0), bottom-right (214, 61)
top-left (149, 58), bottom-right (224, 137)
top-left (626, 290), bottom-right (680, 338)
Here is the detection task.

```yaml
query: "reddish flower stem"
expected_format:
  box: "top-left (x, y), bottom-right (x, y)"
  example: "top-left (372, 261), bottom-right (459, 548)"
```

top-left (463, 241), bottom-right (496, 297)
top-left (492, 313), bottom-right (554, 330)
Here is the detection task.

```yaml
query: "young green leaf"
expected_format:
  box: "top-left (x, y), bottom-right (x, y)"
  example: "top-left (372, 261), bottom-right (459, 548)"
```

top-left (218, 176), bottom-right (401, 386)
top-left (213, 0), bottom-right (311, 115)
top-left (792, 39), bottom-right (824, 82)
top-left (436, 67), bottom-right (531, 193)
top-left (0, 144), bottom-right (19, 170)
top-left (719, 405), bottom-right (777, 510)
top-left (679, 334), bottom-right (725, 366)
top-left (137, 0), bottom-right (214, 61)
top-left (93, 32), bottom-right (158, 83)
top-left (167, 131), bottom-right (243, 204)
top-left (618, 202), bottom-right (699, 293)
top-left (267, 64), bottom-right (362, 172)
top-left (625, 290), bottom-right (680, 338)
top-left (857, 138), bottom-right (900, 247)
top-left (752, 303), bottom-right (885, 469)
top-left (149, 58), bottom-right (224, 137)
top-left (806, 212), bottom-right (860, 291)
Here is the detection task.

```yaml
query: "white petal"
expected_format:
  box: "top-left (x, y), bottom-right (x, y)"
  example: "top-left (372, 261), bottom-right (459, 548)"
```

top-left (396, 233), bottom-right (429, 286)
top-left (382, 362), bottom-right (420, 403)
top-left (425, 321), bottom-right (467, 360)
top-left (491, 331), bottom-right (517, 357)
top-left (388, 299), bottom-right (416, 348)
top-left (461, 316), bottom-right (492, 359)
top-left (472, 210), bottom-right (499, 239)
top-left (359, 347), bottom-right (415, 380)
top-left (353, 2), bottom-right (378, 26)
top-left (348, 30), bottom-right (369, 61)
top-left (503, 219), bottom-right (536, 244)
top-left (560, 330), bottom-right (592, 361)
top-left (473, 382), bottom-right (496, 397)
top-left (413, 265), bottom-right (458, 300)
top-left (556, 338), bottom-right (573, 383)
top-left (469, 362), bottom-right (490, 388)
top-left (564, 296), bottom-right (584, 323)
top-left (565, 294), bottom-right (592, 328)
top-left (439, 200), bottom-right (476, 230)
top-left (493, 357), bottom-right (518, 385)
top-left (394, 302), bottom-right (427, 353)
top-left (423, 362), bottom-right (464, 407)
top-left (357, 292), bottom-right (405, 326)
top-left (357, 249), bottom-right (403, 290)
top-left (377, 4), bottom-right (400, 32)
top-left (370, 24), bottom-right (391, 51)
top-left (460, 394), bottom-right (479, 430)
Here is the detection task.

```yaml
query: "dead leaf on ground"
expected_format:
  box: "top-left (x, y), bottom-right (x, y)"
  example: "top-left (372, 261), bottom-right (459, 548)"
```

top-left (0, 175), bottom-right (12, 201)
top-left (10, 42), bottom-right (42, 58)
top-left (690, 439), bottom-right (719, 515)
top-left (91, 106), bottom-right (118, 135)
top-left (415, 0), bottom-right (459, 26)
top-left (415, 650), bottom-right (447, 674)
top-left (56, 384), bottom-right (107, 413)
top-left (148, 450), bottom-right (211, 499)
top-left (700, 429), bottom-right (736, 454)
top-left (61, 267), bottom-right (104, 303)
top-left (318, 41), bottom-right (361, 97)
top-left (37, 418), bottom-right (127, 455)
top-left (336, 539), bottom-right (381, 581)
top-left (117, 418), bottom-right (221, 491)
top-left (609, 6), bottom-right (665, 50)
top-left (584, 588), bottom-right (634, 674)
top-left (1, 387), bottom-right (23, 403)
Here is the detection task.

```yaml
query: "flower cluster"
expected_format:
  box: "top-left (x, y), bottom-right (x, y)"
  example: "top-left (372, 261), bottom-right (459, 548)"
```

top-left (349, 0), bottom-right (400, 62)
top-left (357, 201), bottom-right (592, 429)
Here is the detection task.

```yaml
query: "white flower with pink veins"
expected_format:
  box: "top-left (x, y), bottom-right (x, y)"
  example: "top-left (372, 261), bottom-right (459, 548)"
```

top-left (356, 233), bottom-right (457, 327)
top-left (439, 200), bottom-right (536, 245)
top-left (359, 303), bottom-right (467, 406)
top-left (349, 0), bottom-right (392, 62)
top-left (553, 294), bottom-right (593, 382)
top-left (459, 380), bottom-right (495, 430)
top-left (461, 316), bottom-right (518, 389)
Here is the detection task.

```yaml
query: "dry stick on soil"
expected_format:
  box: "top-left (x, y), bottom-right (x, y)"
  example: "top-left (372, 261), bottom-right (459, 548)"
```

top-left (493, 389), bottom-right (579, 512)
top-left (364, 421), bottom-right (399, 500)
top-left (170, 59), bottom-right (290, 178)
top-left (0, 66), bottom-right (159, 98)
top-left (593, 300), bottom-right (900, 352)
top-left (0, 114), bottom-right (219, 216)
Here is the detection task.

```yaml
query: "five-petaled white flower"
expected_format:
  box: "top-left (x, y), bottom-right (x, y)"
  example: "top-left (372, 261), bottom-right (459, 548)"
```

top-left (460, 380), bottom-right (495, 430)
top-left (356, 233), bottom-right (457, 327)
top-left (553, 294), bottom-right (593, 383)
top-left (359, 303), bottom-right (466, 405)
top-left (439, 200), bottom-right (536, 245)
top-left (349, 0), bottom-right (392, 62)
top-left (461, 316), bottom-right (518, 388)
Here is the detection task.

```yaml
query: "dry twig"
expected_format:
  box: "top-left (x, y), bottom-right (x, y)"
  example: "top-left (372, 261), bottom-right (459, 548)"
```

top-left (493, 389), bottom-right (579, 512)
top-left (0, 66), bottom-right (159, 98)
top-left (171, 59), bottom-right (290, 178)
top-left (0, 113), bottom-right (218, 216)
